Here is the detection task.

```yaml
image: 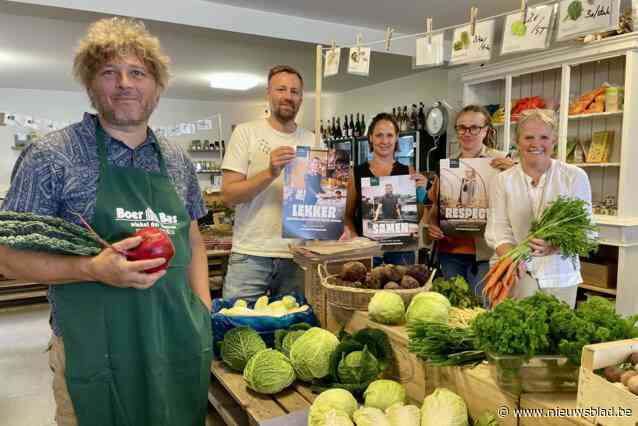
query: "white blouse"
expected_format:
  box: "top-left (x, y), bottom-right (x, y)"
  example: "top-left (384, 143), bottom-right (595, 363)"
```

top-left (485, 160), bottom-right (593, 289)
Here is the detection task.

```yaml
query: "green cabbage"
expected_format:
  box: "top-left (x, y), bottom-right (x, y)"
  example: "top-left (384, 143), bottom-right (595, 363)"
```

top-left (385, 403), bottom-right (420, 426)
top-left (308, 389), bottom-right (358, 426)
top-left (406, 293), bottom-right (450, 325)
top-left (220, 327), bottom-right (266, 372)
top-left (337, 347), bottom-right (380, 384)
top-left (242, 349), bottom-right (295, 394)
top-left (281, 329), bottom-right (307, 357)
top-left (363, 380), bottom-right (406, 411)
top-left (353, 407), bottom-right (391, 426)
top-left (421, 388), bottom-right (468, 426)
top-left (282, 295), bottom-right (298, 309)
top-left (290, 327), bottom-right (339, 381)
top-left (368, 292), bottom-right (405, 325)
top-left (320, 409), bottom-right (354, 426)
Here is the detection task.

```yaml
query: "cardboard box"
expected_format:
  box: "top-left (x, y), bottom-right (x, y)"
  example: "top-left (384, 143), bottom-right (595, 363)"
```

top-left (580, 261), bottom-right (617, 289)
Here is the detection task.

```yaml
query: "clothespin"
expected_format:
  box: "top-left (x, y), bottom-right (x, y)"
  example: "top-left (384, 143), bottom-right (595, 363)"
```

top-left (426, 17), bottom-right (433, 45)
top-left (331, 40), bottom-right (337, 55)
top-left (520, 0), bottom-right (528, 22)
top-left (470, 6), bottom-right (478, 36)
top-left (356, 33), bottom-right (363, 56)
top-left (385, 26), bottom-right (394, 51)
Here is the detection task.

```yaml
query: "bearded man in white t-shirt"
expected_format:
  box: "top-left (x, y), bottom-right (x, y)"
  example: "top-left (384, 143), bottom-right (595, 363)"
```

top-left (221, 65), bottom-right (315, 301)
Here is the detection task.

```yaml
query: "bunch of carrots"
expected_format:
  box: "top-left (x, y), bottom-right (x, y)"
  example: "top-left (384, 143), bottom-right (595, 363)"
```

top-left (482, 196), bottom-right (598, 308)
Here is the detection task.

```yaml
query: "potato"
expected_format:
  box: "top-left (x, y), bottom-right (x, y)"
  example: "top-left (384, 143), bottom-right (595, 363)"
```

top-left (384, 264), bottom-right (403, 283)
top-left (604, 366), bottom-right (625, 382)
top-left (621, 370), bottom-right (638, 386)
top-left (340, 261), bottom-right (368, 282)
top-left (384, 281), bottom-right (401, 290)
top-left (366, 276), bottom-right (383, 290)
top-left (627, 352), bottom-right (638, 365)
top-left (400, 275), bottom-right (420, 289)
top-left (396, 265), bottom-right (409, 279)
top-left (406, 264), bottom-right (430, 285)
top-left (370, 266), bottom-right (389, 285)
top-left (627, 375), bottom-right (638, 395)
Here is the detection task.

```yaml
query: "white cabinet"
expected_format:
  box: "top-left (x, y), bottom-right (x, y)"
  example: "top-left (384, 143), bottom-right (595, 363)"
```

top-left (459, 33), bottom-right (638, 315)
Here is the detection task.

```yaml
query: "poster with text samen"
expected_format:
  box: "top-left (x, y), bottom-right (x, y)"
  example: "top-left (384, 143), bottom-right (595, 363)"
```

top-left (361, 175), bottom-right (418, 251)
top-left (282, 146), bottom-right (350, 240)
top-left (557, 0), bottom-right (620, 41)
top-left (439, 158), bottom-right (497, 237)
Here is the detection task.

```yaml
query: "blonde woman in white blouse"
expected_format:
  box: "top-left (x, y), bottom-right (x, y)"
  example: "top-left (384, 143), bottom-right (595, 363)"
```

top-left (485, 110), bottom-right (593, 308)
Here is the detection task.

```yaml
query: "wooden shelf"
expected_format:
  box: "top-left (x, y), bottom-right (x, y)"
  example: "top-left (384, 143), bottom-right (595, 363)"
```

top-left (572, 162), bottom-right (620, 168)
top-left (568, 111), bottom-right (623, 121)
top-left (579, 283), bottom-right (617, 296)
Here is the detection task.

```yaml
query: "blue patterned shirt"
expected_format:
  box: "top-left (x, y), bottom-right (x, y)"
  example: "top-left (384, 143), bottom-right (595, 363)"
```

top-left (2, 113), bottom-right (207, 336)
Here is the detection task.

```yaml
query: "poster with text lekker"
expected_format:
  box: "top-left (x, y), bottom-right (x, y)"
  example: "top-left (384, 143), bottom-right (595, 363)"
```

top-left (557, 0), bottom-right (621, 41)
top-left (450, 20), bottom-right (495, 65)
top-left (501, 5), bottom-right (556, 55)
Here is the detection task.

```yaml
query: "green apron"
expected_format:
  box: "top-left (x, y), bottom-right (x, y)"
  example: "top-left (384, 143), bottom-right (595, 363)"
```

top-left (55, 124), bottom-right (212, 426)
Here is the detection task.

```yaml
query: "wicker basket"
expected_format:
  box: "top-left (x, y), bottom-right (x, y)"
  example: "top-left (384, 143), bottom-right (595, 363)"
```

top-left (318, 263), bottom-right (436, 311)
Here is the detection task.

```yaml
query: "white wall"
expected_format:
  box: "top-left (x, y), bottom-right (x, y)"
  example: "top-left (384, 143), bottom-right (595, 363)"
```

top-left (319, 68), bottom-right (451, 123)
top-left (0, 88), bottom-right (316, 192)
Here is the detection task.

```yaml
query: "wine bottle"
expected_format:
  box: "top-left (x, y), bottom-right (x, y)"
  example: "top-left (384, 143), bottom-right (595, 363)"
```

top-left (418, 102), bottom-right (426, 130)
top-left (392, 107), bottom-right (397, 122)
top-left (349, 113), bottom-right (355, 138)
top-left (343, 114), bottom-right (349, 138)
top-left (410, 104), bottom-right (418, 131)
top-left (320, 120), bottom-right (325, 141)
top-left (331, 117), bottom-right (337, 140)
top-left (336, 117), bottom-right (342, 139)
top-left (361, 114), bottom-right (367, 135)
top-left (400, 106), bottom-right (408, 132)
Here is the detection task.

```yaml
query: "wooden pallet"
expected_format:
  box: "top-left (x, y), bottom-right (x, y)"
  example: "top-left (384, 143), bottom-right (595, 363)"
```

top-left (209, 361), bottom-right (315, 426)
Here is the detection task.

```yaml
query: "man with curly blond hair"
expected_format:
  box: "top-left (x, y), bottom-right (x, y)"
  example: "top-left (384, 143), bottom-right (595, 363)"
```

top-left (0, 18), bottom-right (212, 426)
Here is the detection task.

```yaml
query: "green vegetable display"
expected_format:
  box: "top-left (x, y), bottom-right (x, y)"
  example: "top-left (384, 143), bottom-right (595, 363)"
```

top-left (421, 388), bottom-right (469, 426)
top-left (405, 292), bottom-right (451, 325)
top-left (242, 349), bottom-right (295, 394)
top-left (363, 379), bottom-right (406, 411)
top-left (308, 389), bottom-right (358, 426)
top-left (337, 348), bottom-right (380, 385)
top-left (220, 327), bottom-right (267, 372)
top-left (289, 327), bottom-right (340, 382)
top-left (431, 276), bottom-right (480, 309)
top-left (368, 292), bottom-right (405, 325)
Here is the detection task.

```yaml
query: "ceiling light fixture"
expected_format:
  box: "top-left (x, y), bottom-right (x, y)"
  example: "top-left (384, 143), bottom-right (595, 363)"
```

top-left (209, 73), bottom-right (264, 91)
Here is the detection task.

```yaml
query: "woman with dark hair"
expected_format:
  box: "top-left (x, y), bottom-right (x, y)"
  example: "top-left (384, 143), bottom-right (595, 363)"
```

top-left (427, 105), bottom-right (514, 298)
top-left (340, 112), bottom-right (427, 264)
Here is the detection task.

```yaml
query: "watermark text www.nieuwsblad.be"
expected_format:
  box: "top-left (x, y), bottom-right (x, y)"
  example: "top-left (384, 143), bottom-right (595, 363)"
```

top-left (497, 405), bottom-right (633, 419)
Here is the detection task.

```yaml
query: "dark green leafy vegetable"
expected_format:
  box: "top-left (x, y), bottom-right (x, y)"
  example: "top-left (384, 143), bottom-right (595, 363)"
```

top-left (432, 276), bottom-right (481, 308)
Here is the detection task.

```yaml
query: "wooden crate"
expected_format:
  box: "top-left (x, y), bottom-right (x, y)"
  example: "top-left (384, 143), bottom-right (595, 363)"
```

top-left (580, 261), bottom-right (617, 289)
top-left (577, 339), bottom-right (638, 426)
top-left (209, 361), bottom-right (315, 426)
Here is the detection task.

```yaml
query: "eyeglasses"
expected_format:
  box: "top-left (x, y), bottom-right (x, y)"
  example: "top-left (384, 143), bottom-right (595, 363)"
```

top-left (455, 125), bottom-right (486, 135)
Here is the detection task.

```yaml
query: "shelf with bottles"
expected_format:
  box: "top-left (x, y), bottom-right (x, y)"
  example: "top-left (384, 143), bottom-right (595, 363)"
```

top-left (188, 139), bottom-right (225, 154)
top-left (194, 160), bottom-right (222, 174)
top-left (320, 113), bottom-right (367, 142)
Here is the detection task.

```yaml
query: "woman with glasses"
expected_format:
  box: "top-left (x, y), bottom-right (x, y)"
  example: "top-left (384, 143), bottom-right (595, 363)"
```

top-left (340, 112), bottom-right (427, 265)
top-left (428, 105), bottom-right (514, 299)
top-left (485, 110), bottom-right (592, 308)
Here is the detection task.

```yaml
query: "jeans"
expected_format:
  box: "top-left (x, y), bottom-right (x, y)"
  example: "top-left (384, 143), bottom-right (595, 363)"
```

top-left (222, 253), bottom-right (305, 301)
top-left (439, 252), bottom-right (489, 304)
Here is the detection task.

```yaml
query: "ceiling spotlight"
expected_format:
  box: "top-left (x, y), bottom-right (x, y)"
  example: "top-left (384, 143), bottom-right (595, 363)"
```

top-left (209, 73), bottom-right (264, 91)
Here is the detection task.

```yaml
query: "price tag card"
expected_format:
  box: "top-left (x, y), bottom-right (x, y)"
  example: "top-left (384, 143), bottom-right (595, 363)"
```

top-left (450, 20), bottom-right (495, 65)
top-left (324, 47), bottom-right (341, 77)
top-left (414, 33), bottom-right (448, 68)
top-left (347, 47), bottom-right (371, 76)
top-left (557, 0), bottom-right (620, 41)
top-left (502, 5), bottom-right (556, 55)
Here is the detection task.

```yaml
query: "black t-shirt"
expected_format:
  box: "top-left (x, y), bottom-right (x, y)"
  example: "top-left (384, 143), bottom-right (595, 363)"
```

top-left (380, 194), bottom-right (399, 219)
top-left (353, 161), bottom-right (410, 236)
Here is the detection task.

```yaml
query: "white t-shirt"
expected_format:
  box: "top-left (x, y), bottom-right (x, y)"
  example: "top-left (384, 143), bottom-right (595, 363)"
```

top-left (222, 119), bottom-right (316, 258)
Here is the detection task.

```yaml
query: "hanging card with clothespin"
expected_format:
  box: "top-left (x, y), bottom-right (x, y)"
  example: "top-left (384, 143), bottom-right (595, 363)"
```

top-left (415, 17), bottom-right (449, 68)
top-left (348, 34), bottom-right (371, 76)
top-left (324, 41), bottom-right (341, 77)
top-left (450, 7), bottom-right (494, 65)
top-left (556, 0), bottom-right (621, 41)
top-left (502, 3), bottom-right (556, 55)
top-left (384, 26), bottom-right (394, 51)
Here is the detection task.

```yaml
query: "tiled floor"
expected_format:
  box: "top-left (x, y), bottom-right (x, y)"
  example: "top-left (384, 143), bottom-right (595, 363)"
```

top-left (0, 302), bottom-right (224, 426)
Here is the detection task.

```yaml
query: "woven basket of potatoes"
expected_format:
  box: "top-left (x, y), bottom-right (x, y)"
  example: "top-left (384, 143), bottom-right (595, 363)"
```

top-left (318, 261), bottom-right (435, 311)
